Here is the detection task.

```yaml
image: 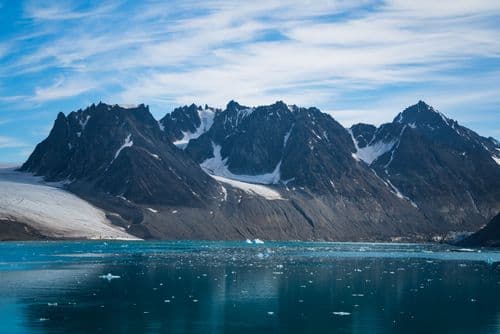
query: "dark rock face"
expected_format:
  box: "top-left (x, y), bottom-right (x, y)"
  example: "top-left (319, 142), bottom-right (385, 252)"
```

top-left (21, 103), bottom-right (218, 206)
top-left (16, 100), bottom-right (500, 241)
top-left (458, 213), bottom-right (500, 247)
top-left (350, 123), bottom-right (376, 148)
top-left (159, 104), bottom-right (201, 142)
top-left (187, 101), bottom-right (295, 175)
top-left (159, 104), bottom-right (218, 147)
top-left (182, 100), bottom-right (430, 235)
top-left (350, 101), bottom-right (500, 231)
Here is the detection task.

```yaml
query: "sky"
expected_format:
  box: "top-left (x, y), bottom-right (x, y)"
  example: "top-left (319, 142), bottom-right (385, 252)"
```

top-left (0, 0), bottom-right (499, 163)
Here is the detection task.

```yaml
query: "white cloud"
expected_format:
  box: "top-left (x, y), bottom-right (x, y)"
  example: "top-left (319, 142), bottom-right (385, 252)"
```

top-left (23, 0), bottom-right (120, 21)
top-left (0, 136), bottom-right (28, 149)
top-left (1, 0), bottom-right (499, 135)
top-left (32, 77), bottom-right (97, 102)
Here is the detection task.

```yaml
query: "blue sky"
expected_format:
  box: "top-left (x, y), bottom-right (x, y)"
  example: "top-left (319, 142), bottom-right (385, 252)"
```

top-left (1, 0), bottom-right (500, 163)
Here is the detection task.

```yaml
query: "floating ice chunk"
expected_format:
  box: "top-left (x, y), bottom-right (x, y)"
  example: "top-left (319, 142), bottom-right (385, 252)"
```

top-left (332, 312), bottom-right (351, 316)
top-left (267, 311), bottom-right (274, 315)
top-left (453, 248), bottom-right (475, 253)
top-left (47, 302), bottom-right (58, 307)
top-left (254, 239), bottom-right (264, 244)
top-left (245, 239), bottom-right (253, 244)
top-left (147, 208), bottom-right (158, 213)
top-left (99, 273), bottom-right (121, 281)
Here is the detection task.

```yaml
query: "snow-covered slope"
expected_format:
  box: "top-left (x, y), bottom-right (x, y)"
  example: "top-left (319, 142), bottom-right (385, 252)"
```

top-left (173, 107), bottom-right (215, 148)
top-left (201, 143), bottom-right (282, 184)
top-left (349, 128), bottom-right (396, 165)
top-left (210, 174), bottom-right (283, 200)
top-left (0, 168), bottom-right (138, 240)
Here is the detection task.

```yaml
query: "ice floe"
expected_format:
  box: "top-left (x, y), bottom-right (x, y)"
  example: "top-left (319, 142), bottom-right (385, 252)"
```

top-left (99, 273), bottom-right (121, 281)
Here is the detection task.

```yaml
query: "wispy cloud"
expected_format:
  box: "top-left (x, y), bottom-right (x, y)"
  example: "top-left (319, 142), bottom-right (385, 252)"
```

top-left (32, 77), bottom-right (97, 102)
top-left (0, 136), bottom-right (29, 149)
top-left (0, 0), bottom-right (499, 146)
top-left (23, 0), bottom-right (120, 21)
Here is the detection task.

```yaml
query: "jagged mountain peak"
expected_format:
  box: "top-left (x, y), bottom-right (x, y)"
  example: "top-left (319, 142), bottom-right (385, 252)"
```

top-left (21, 102), bottom-right (219, 206)
top-left (226, 100), bottom-right (248, 111)
top-left (15, 99), bottom-right (500, 241)
top-left (159, 103), bottom-right (219, 147)
top-left (393, 100), bottom-right (452, 129)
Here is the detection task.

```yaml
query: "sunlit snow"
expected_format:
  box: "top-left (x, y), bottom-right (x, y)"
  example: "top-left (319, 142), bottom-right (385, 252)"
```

top-left (201, 143), bottom-right (282, 184)
top-left (209, 174), bottom-right (283, 200)
top-left (173, 107), bottom-right (215, 149)
top-left (0, 167), bottom-right (138, 240)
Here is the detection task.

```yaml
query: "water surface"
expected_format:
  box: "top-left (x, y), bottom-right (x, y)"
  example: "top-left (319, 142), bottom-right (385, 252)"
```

top-left (1, 241), bottom-right (499, 333)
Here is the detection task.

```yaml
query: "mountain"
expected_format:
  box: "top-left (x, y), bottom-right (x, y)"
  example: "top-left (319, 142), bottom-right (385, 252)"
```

top-left (22, 102), bottom-right (219, 206)
top-left (159, 104), bottom-right (218, 148)
top-left (350, 101), bottom-right (500, 231)
top-left (458, 212), bottom-right (500, 247)
top-left (7, 100), bottom-right (499, 241)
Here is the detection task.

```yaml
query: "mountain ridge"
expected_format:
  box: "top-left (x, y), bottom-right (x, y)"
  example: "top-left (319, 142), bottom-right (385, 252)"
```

top-left (3, 100), bottom-right (498, 242)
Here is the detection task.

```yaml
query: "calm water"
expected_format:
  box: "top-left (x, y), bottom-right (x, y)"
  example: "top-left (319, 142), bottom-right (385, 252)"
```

top-left (0, 241), bottom-right (499, 334)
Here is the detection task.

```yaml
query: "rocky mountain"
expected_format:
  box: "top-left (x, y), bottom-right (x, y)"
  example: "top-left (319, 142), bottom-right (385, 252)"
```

top-left (458, 212), bottom-right (500, 247)
top-left (350, 101), bottom-right (500, 231)
top-left (8, 100), bottom-right (499, 241)
top-left (159, 104), bottom-right (218, 149)
top-left (21, 103), bottom-right (219, 207)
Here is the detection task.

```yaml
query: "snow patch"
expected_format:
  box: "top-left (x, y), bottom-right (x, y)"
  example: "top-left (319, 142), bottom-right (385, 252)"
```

top-left (149, 153), bottom-right (160, 160)
top-left (147, 208), bottom-right (158, 213)
top-left (0, 168), bottom-right (138, 240)
top-left (116, 104), bottom-right (138, 109)
top-left (201, 142), bottom-right (282, 184)
top-left (173, 107), bottom-right (215, 149)
top-left (492, 155), bottom-right (500, 165)
top-left (220, 185), bottom-right (228, 201)
top-left (386, 178), bottom-right (418, 208)
top-left (349, 128), bottom-right (395, 165)
top-left (356, 140), bottom-right (396, 165)
top-left (79, 115), bottom-right (91, 130)
top-left (111, 134), bottom-right (133, 163)
top-left (284, 125), bottom-right (293, 147)
top-left (209, 174), bottom-right (283, 200)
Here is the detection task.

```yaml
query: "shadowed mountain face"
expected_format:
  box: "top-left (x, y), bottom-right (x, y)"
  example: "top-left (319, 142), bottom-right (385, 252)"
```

top-left (21, 103), bottom-right (218, 206)
top-left (159, 104), bottom-right (219, 146)
top-left (459, 213), bottom-right (500, 247)
top-left (350, 101), bottom-right (500, 231)
top-left (13, 100), bottom-right (500, 241)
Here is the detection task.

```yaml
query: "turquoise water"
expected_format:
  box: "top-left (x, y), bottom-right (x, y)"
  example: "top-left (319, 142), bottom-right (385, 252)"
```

top-left (0, 241), bottom-right (499, 333)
